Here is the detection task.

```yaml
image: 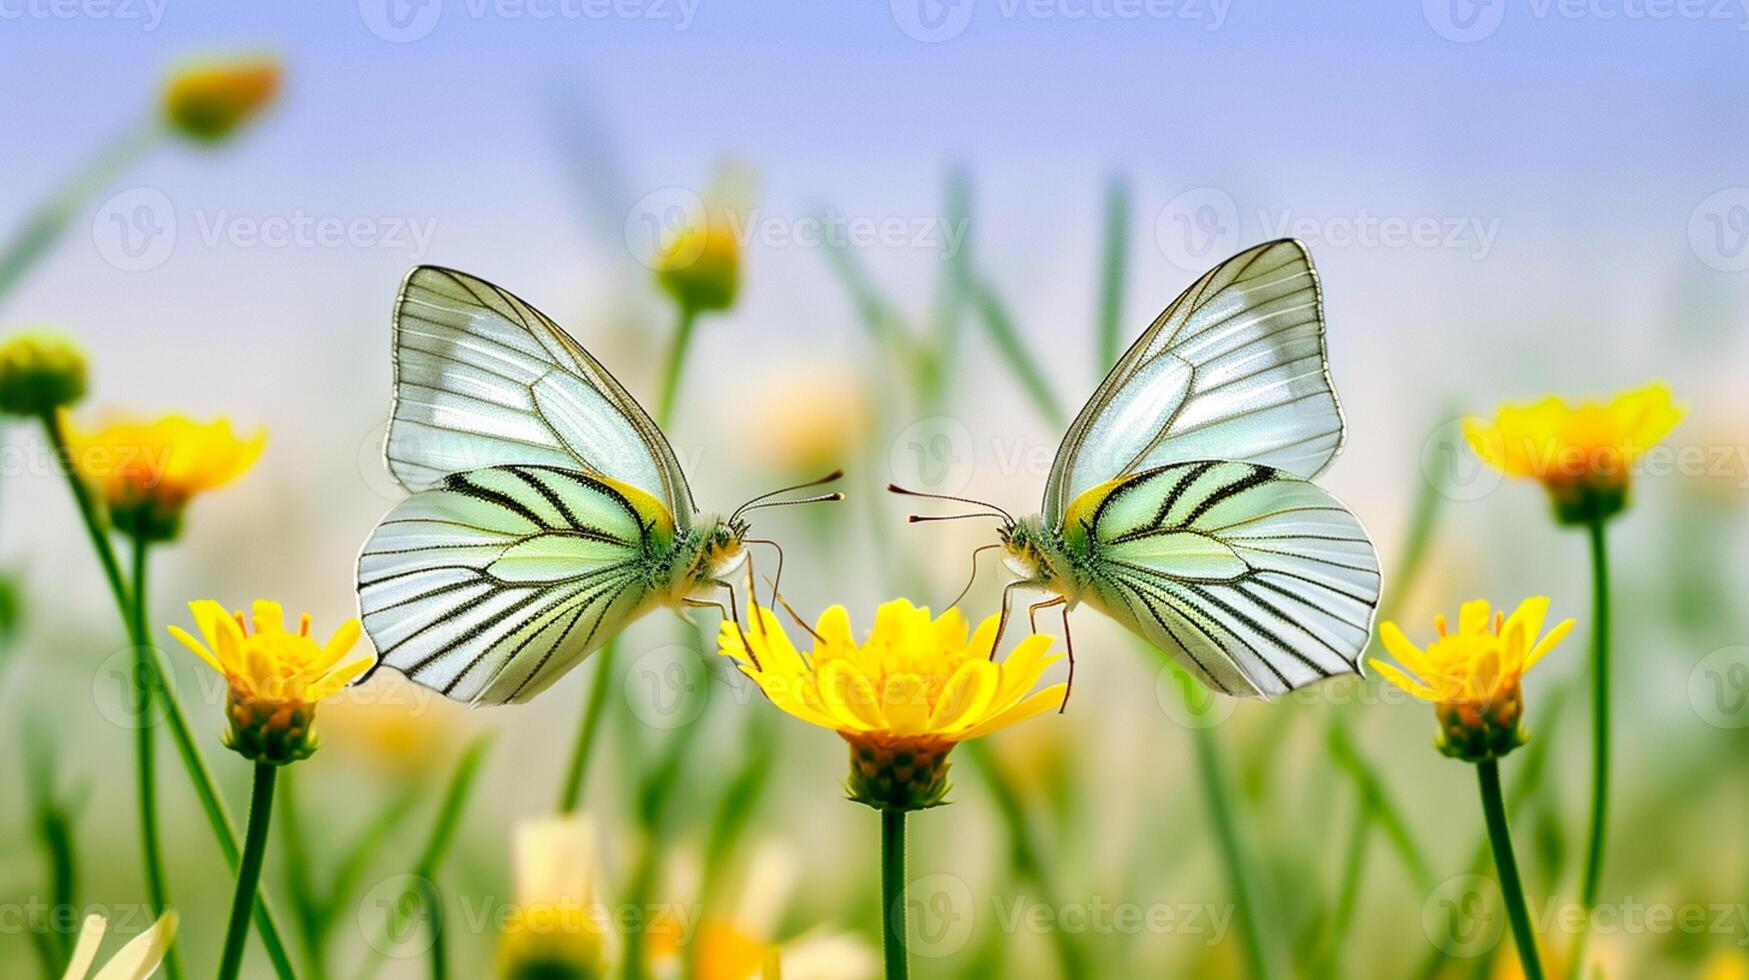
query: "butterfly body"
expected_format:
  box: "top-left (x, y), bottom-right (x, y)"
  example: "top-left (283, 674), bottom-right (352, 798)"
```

top-left (915, 240), bottom-right (1382, 700)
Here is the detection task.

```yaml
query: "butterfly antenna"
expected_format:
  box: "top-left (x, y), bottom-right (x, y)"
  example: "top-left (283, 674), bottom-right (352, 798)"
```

top-left (945, 544), bottom-right (1001, 610)
top-left (731, 469), bottom-right (845, 522)
top-left (886, 483), bottom-right (1015, 524)
top-left (736, 492), bottom-right (845, 517)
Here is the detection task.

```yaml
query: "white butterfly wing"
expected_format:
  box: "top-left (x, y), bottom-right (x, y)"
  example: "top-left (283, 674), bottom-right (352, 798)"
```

top-left (358, 465), bottom-right (660, 706)
top-left (387, 265), bottom-right (695, 518)
top-left (1043, 239), bottom-right (1343, 529)
top-left (1079, 461), bottom-right (1380, 699)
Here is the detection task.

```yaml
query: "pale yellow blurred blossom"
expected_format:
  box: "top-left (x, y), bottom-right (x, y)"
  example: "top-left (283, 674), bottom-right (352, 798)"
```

top-left (497, 814), bottom-right (611, 980)
top-left (746, 367), bottom-right (872, 476)
top-left (65, 413), bottom-right (264, 540)
top-left (163, 56), bottom-right (280, 142)
top-left (61, 911), bottom-right (178, 980)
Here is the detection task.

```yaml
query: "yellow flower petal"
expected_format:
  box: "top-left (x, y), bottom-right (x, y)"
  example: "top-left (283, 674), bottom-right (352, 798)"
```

top-left (959, 683), bottom-right (1067, 740)
top-left (1370, 658), bottom-right (1436, 702)
top-left (927, 659), bottom-right (999, 732)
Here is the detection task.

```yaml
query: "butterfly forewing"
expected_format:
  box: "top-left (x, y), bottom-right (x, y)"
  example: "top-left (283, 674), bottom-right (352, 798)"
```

top-left (1044, 239), bottom-right (1343, 530)
top-left (1076, 460), bottom-right (1380, 698)
top-left (359, 464), bottom-right (660, 706)
top-left (389, 265), bottom-right (696, 518)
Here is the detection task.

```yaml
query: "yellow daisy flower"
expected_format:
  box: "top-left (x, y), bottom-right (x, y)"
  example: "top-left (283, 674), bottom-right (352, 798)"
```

top-left (1372, 597), bottom-right (1574, 762)
top-left (720, 599), bottom-right (1066, 811)
top-left (163, 55), bottom-right (281, 143)
top-left (1463, 382), bottom-right (1684, 524)
top-left (61, 911), bottom-right (178, 980)
top-left (65, 413), bottom-right (264, 540)
top-left (168, 600), bottom-right (372, 765)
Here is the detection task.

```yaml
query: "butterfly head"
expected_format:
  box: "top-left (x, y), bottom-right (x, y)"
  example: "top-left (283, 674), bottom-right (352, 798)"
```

top-left (998, 515), bottom-right (1060, 585)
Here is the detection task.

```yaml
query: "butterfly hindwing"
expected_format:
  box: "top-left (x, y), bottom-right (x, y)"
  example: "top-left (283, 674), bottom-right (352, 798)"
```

top-left (358, 464), bottom-right (662, 706)
top-left (1044, 239), bottom-right (1343, 529)
top-left (1069, 460), bottom-right (1380, 698)
top-left (388, 265), bottom-right (696, 519)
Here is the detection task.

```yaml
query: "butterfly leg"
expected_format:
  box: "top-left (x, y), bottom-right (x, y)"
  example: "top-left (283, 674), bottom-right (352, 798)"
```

top-left (688, 586), bottom-right (761, 672)
top-left (993, 581), bottom-right (1027, 659)
top-left (1023, 595), bottom-right (1073, 712)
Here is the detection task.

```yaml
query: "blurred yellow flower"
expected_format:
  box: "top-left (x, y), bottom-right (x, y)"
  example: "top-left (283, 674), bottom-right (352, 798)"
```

top-left (1373, 597), bottom-right (1574, 762)
top-left (497, 814), bottom-right (609, 980)
top-left (648, 842), bottom-right (876, 980)
top-left (747, 368), bottom-right (872, 477)
top-left (1463, 382), bottom-right (1684, 524)
top-left (163, 56), bottom-right (281, 142)
top-left (65, 413), bottom-right (264, 540)
top-left (720, 599), bottom-right (1066, 811)
top-left (654, 162), bottom-right (754, 314)
top-left (0, 332), bottom-right (86, 416)
top-left (168, 600), bottom-right (371, 765)
top-left (322, 672), bottom-right (462, 778)
top-left (1701, 948), bottom-right (1749, 980)
top-left (61, 910), bottom-right (178, 980)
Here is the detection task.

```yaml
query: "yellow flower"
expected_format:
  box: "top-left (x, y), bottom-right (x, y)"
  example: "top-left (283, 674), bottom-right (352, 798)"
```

top-left (168, 600), bottom-right (371, 765)
top-left (1701, 948), bottom-right (1749, 980)
top-left (497, 814), bottom-right (609, 980)
top-left (653, 162), bottom-right (754, 314)
top-left (1463, 382), bottom-right (1684, 524)
top-left (163, 56), bottom-right (281, 142)
top-left (65, 413), bottom-right (264, 540)
top-left (61, 911), bottom-right (178, 980)
top-left (0, 332), bottom-right (86, 416)
top-left (1372, 597), bottom-right (1574, 762)
top-left (720, 599), bottom-right (1066, 811)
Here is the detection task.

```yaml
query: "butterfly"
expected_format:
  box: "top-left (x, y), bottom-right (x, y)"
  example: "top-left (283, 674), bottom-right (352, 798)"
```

top-left (356, 266), bottom-right (840, 706)
top-left (894, 239), bottom-right (1381, 699)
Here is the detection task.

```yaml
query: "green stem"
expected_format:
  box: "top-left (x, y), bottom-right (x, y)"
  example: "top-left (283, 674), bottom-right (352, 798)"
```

top-left (1477, 759), bottom-right (1544, 980)
top-left (962, 741), bottom-right (1087, 979)
top-left (0, 124), bottom-right (165, 302)
top-left (622, 711), bottom-right (705, 980)
top-left (38, 413), bottom-right (299, 980)
top-left (969, 278), bottom-right (1066, 429)
top-left (1186, 696), bottom-right (1279, 980)
top-left (1094, 176), bottom-right (1130, 372)
top-left (129, 533), bottom-right (185, 980)
top-left (1318, 805), bottom-right (1371, 975)
top-left (655, 305), bottom-right (699, 427)
top-left (218, 763), bottom-right (279, 980)
top-left (1567, 513), bottom-right (1612, 979)
top-left (881, 809), bottom-right (909, 980)
top-left (555, 640), bottom-right (617, 812)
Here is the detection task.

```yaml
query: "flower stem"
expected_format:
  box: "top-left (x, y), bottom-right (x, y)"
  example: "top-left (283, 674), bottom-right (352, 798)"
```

top-left (38, 412), bottom-right (299, 980)
top-left (968, 278), bottom-right (1066, 429)
top-left (1191, 716), bottom-right (1280, 980)
top-left (881, 808), bottom-right (909, 980)
top-left (1477, 759), bottom-right (1544, 980)
top-left (1094, 176), bottom-right (1130, 373)
top-left (655, 305), bottom-right (699, 427)
top-left (1568, 512), bottom-right (1612, 979)
top-left (0, 123), bottom-right (164, 302)
top-left (555, 639), bottom-right (617, 812)
top-left (218, 763), bottom-right (279, 980)
top-left (129, 533), bottom-right (185, 980)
